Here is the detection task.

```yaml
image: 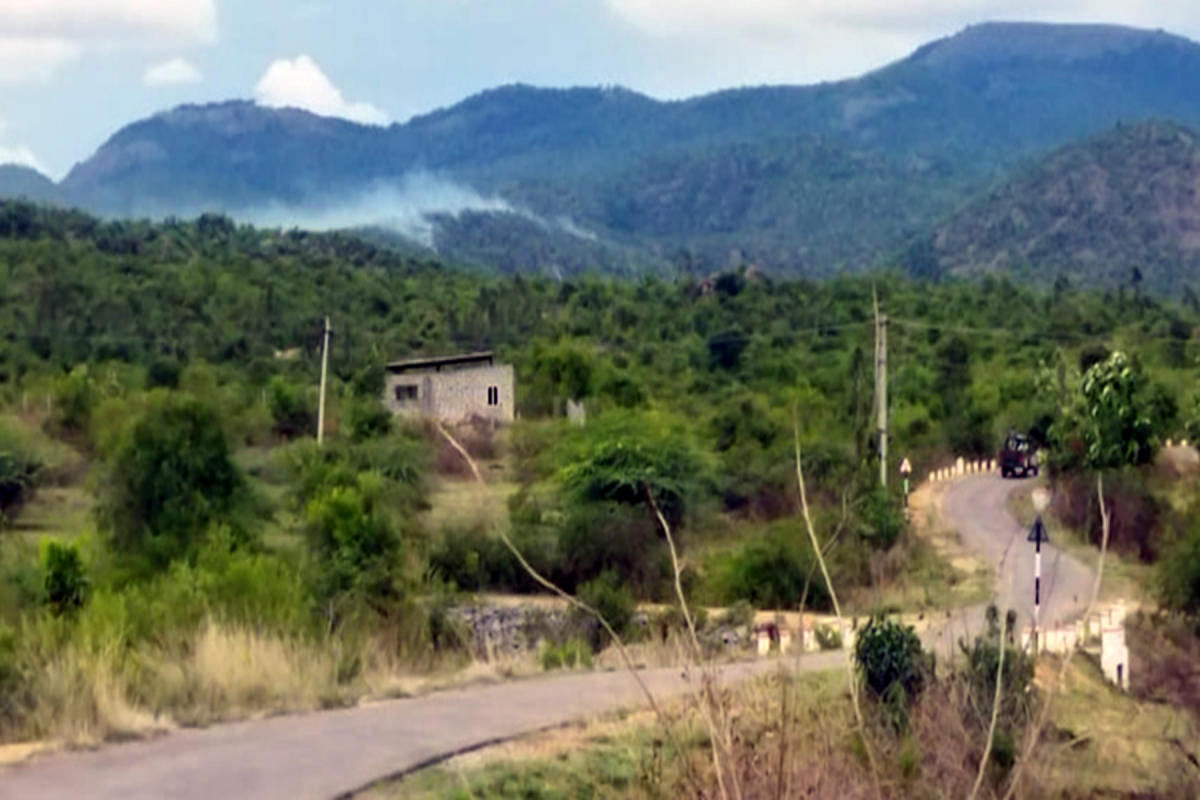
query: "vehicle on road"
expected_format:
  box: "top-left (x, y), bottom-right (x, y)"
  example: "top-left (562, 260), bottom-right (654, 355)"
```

top-left (999, 432), bottom-right (1039, 478)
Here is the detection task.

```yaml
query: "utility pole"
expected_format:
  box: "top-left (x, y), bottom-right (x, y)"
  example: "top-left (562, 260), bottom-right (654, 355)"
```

top-left (317, 316), bottom-right (331, 446)
top-left (874, 289), bottom-right (888, 488)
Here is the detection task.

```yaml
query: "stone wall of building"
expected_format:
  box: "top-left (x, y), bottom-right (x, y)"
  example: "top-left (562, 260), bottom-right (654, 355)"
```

top-left (383, 363), bottom-right (514, 423)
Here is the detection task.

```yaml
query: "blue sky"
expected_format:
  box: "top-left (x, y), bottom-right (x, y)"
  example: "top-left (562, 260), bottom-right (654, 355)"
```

top-left (4, 1), bottom-right (1200, 179)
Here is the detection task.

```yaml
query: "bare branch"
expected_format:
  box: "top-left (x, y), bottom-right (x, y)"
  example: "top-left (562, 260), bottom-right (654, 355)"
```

top-left (793, 413), bottom-right (882, 800)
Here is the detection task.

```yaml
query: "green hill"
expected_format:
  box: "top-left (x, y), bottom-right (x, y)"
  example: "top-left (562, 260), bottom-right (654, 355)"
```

top-left (924, 121), bottom-right (1200, 296)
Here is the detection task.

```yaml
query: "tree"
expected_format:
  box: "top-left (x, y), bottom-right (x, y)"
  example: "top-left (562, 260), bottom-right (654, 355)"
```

top-left (98, 395), bottom-right (247, 569)
top-left (1046, 351), bottom-right (1162, 473)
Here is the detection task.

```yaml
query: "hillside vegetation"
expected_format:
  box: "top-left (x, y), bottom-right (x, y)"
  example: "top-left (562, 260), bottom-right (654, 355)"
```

top-left (927, 121), bottom-right (1200, 295)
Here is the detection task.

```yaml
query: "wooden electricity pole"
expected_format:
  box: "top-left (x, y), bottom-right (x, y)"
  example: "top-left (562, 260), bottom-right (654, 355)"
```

top-left (874, 291), bottom-right (888, 488)
top-left (317, 316), bottom-right (331, 446)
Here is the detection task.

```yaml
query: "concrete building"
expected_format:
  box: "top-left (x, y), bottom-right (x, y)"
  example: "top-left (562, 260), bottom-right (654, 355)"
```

top-left (382, 351), bottom-right (514, 424)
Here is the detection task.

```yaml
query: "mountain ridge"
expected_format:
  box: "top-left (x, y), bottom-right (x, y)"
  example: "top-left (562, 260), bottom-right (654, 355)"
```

top-left (11, 21), bottom-right (1200, 286)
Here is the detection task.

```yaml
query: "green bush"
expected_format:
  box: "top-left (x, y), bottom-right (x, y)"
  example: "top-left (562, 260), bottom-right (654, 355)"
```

top-left (574, 571), bottom-right (636, 651)
top-left (304, 478), bottom-right (407, 615)
top-left (713, 522), bottom-right (831, 611)
top-left (347, 396), bottom-right (393, 442)
top-left (815, 624), bottom-right (843, 651)
top-left (41, 541), bottom-right (88, 616)
top-left (859, 487), bottom-right (907, 551)
top-left (539, 638), bottom-right (593, 670)
top-left (0, 423), bottom-right (40, 524)
top-left (558, 409), bottom-right (711, 527)
top-left (854, 616), bottom-right (926, 698)
top-left (1158, 526), bottom-right (1200, 616)
top-left (555, 502), bottom-right (668, 596)
top-left (267, 376), bottom-right (315, 439)
top-left (97, 394), bottom-right (250, 571)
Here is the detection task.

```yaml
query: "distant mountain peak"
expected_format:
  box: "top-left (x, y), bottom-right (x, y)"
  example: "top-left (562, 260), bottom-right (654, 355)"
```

top-left (910, 21), bottom-right (1194, 68)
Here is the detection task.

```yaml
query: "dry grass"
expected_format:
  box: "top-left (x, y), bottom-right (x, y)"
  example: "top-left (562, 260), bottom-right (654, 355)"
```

top-left (24, 645), bottom-right (173, 746)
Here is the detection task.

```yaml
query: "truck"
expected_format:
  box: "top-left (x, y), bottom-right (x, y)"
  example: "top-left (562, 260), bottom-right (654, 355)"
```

top-left (999, 431), bottom-right (1039, 479)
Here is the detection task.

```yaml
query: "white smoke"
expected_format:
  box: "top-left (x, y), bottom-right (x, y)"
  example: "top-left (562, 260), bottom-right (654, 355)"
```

top-left (243, 171), bottom-right (593, 250)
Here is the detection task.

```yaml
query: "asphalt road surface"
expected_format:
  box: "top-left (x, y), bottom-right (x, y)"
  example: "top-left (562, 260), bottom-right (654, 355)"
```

top-left (0, 474), bottom-right (1094, 800)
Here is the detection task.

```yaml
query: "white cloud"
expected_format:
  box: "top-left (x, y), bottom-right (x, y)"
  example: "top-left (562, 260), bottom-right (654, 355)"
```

top-left (144, 57), bottom-right (202, 87)
top-left (0, 143), bottom-right (47, 173)
top-left (254, 55), bottom-right (389, 125)
top-left (603, 1), bottom-right (1200, 41)
top-left (0, 0), bottom-right (216, 43)
top-left (0, 0), bottom-right (216, 83)
top-left (0, 36), bottom-right (80, 83)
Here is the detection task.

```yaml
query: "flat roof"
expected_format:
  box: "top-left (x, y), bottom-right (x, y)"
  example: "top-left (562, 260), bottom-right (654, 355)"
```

top-left (385, 350), bottom-right (495, 372)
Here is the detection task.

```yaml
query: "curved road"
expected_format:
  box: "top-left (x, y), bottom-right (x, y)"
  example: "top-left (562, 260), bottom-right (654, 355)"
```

top-left (0, 475), bottom-right (1092, 799)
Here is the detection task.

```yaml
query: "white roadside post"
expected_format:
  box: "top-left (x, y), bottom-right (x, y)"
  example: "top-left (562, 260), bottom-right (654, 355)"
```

top-left (1029, 487), bottom-right (1052, 652)
top-left (899, 457), bottom-right (912, 507)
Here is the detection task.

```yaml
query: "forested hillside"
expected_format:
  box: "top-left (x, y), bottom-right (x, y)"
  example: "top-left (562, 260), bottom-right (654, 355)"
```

top-left (924, 121), bottom-right (1200, 295)
top-left (14, 22), bottom-right (1200, 283)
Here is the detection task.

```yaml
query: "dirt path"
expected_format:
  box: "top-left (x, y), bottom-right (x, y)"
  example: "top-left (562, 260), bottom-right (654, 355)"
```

top-left (0, 474), bottom-right (1094, 800)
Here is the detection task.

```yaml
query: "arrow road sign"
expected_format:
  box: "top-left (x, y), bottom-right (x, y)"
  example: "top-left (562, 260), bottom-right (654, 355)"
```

top-left (1027, 516), bottom-right (1050, 545)
top-left (899, 457), bottom-right (912, 476)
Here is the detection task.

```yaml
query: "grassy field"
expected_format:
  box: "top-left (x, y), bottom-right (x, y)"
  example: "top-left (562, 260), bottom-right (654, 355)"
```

top-left (372, 654), bottom-right (1199, 800)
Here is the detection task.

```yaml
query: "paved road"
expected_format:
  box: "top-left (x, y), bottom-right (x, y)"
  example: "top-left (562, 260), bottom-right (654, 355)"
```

top-left (0, 474), bottom-right (1091, 800)
top-left (941, 475), bottom-right (1095, 630)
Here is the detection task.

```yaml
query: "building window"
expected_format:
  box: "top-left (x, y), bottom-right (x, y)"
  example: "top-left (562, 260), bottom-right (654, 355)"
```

top-left (487, 386), bottom-right (499, 406)
top-left (394, 384), bottom-right (418, 402)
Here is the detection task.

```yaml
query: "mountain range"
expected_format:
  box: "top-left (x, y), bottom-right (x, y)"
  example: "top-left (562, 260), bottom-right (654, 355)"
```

top-left (8, 21), bottom-right (1200, 291)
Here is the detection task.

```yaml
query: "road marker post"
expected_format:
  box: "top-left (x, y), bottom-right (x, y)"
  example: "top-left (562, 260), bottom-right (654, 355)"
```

top-left (1028, 487), bottom-right (1052, 652)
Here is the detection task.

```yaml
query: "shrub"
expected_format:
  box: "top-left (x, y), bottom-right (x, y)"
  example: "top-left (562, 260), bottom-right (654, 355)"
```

top-left (854, 616), bottom-right (926, 699)
top-left (97, 394), bottom-right (250, 571)
top-left (266, 376), bottom-right (314, 439)
top-left (539, 638), bottom-right (593, 671)
top-left (1158, 527), bottom-right (1200, 617)
top-left (41, 541), bottom-right (88, 616)
top-left (347, 396), bottom-right (392, 442)
top-left (556, 502), bottom-right (668, 596)
top-left (0, 623), bottom-right (23, 726)
top-left (574, 572), bottom-right (636, 651)
top-left (714, 522), bottom-right (832, 611)
top-left (815, 624), bottom-right (842, 651)
top-left (303, 478), bottom-right (407, 616)
top-left (0, 423), bottom-right (40, 524)
top-left (859, 487), bottom-right (907, 551)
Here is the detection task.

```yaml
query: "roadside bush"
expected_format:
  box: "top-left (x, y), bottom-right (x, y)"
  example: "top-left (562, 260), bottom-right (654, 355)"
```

top-left (858, 487), bottom-right (907, 551)
top-left (0, 624), bottom-right (23, 727)
top-left (713, 522), bottom-right (832, 611)
top-left (428, 524), bottom-right (522, 593)
top-left (41, 541), bottom-right (88, 616)
top-left (556, 502), bottom-right (668, 596)
top-left (855, 616), bottom-right (926, 699)
top-left (815, 624), bottom-right (842, 651)
top-left (1054, 470), bottom-right (1163, 561)
top-left (958, 607), bottom-right (1034, 745)
top-left (573, 571), bottom-right (636, 651)
top-left (539, 638), bottom-right (593, 670)
top-left (1158, 527), bottom-right (1200, 617)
